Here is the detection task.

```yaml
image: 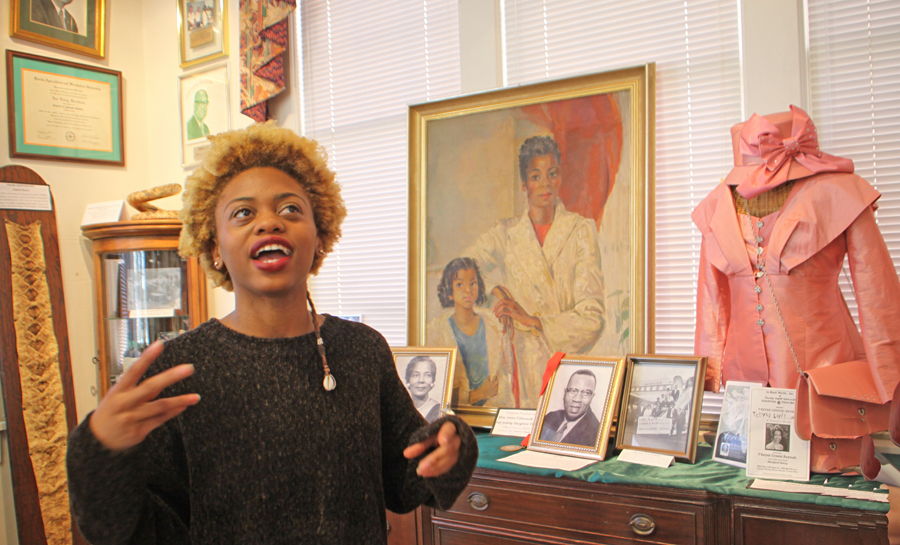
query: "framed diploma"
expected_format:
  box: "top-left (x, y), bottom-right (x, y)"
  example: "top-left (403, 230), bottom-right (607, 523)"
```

top-left (10, 0), bottom-right (107, 59)
top-left (6, 50), bottom-right (124, 166)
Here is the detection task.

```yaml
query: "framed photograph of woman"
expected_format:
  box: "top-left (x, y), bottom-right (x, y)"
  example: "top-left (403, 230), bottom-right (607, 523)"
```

top-left (409, 64), bottom-right (654, 428)
top-left (392, 347), bottom-right (457, 424)
top-left (178, 0), bottom-right (228, 69)
top-left (11, 0), bottom-right (106, 59)
top-left (615, 354), bottom-right (707, 463)
top-left (179, 62), bottom-right (230, 167)
top-left (528, 356), bottom-right (626, 461)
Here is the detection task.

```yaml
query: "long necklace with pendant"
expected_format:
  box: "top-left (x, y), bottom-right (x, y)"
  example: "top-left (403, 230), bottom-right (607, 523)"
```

top-left (307, 292), bottom-right (336, 391)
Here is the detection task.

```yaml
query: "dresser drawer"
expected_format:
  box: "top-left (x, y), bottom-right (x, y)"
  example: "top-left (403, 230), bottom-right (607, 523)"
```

top-left (431, 472), bottom-right (714, 545)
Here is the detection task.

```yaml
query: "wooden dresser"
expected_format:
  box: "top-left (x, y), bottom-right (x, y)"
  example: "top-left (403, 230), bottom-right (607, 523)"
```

top-left (387, 467), bottom-right (888, 545)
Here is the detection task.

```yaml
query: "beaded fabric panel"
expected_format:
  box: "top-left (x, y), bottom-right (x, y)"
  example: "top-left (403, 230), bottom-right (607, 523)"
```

top-left (5, 220), bottom-right (73, 545)
top-left (732, 181), bottom-right (795, 217)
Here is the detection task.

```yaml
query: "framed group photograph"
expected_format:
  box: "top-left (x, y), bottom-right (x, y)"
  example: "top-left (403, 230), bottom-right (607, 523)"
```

top-left (528, 356), bottom-right (626, 461)
top-left (616, 355), bottom-right (707, 463)
top-left (126, 268), bottom-right (183, 313)
top-left (178, 0), bottom-right (228, 69)
top-left (11, 0), bottom-right (106, 59)
top-left (392, 347), bottom-right (457, 424)
top-left (409, 64), bottom-right (655, 428)
top-left (6, 50), bottom-right (124, 165)
top-left (179, 62), bottom-right (230, 167)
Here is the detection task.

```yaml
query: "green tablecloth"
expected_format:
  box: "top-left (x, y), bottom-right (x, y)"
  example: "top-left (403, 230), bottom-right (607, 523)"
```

top-left (476, 433), bottom-right (889, 513)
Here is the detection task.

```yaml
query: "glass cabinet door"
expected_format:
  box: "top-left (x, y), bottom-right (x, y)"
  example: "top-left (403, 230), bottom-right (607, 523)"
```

top-left (101, 249), bottom-right (192, 384)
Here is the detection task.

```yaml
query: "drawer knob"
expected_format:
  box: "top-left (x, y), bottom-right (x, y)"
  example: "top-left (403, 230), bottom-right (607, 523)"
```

top-left (467, 491), bottom-right (490, 511)
top-left (630, 513), bottom-right (656, 536)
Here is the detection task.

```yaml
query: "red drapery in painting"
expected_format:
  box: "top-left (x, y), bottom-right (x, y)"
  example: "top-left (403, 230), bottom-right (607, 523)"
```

top-left (240, 0), bottom-right (297, 123)
top-left (520, 95), bottom-right (623, 228)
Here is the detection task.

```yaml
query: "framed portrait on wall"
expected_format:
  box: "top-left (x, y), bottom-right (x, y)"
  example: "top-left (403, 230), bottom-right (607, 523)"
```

top-left (178, 62), bottom-right (230, 167)
top-left (178, 0), bottom-right (228, 69)
top-left (528, 356), bottom-right (626, 461)
top-left (392, 347), bottom-right (457, 424)
top-left (11, 0), bottom-right (107, 59)
top-left (615, 354), bottom-right (707, 463)
top-left (408, 64), bottom-right (654, 427)
top-left (7, 50), bottom-right (124, 165)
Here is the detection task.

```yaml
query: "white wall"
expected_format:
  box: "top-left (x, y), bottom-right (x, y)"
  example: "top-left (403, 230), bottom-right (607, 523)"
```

top-left (0, 0), bottom-right (807, 541)
top-left (0, 2), bottom-right (152, 542)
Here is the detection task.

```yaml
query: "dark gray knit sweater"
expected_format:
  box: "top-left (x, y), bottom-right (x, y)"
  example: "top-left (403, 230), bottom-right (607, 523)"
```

top-left (66, 317), bottom-right (478, 544)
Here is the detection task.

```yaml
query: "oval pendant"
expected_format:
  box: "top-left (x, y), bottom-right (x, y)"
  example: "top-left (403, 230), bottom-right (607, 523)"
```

top-left (323, 374), bottom-right (336, 391)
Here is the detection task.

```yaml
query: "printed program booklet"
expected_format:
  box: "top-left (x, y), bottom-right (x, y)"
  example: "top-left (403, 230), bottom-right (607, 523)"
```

top-left (745, 387), bottom-right (810, 482)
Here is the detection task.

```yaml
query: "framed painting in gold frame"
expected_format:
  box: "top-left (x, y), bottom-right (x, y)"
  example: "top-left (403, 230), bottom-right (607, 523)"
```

top-left (392, 347), bottom-right (457, 424)
top-left (408, 64), bottom-right (654, 428)
top-left (615, 354), bottom-right (707, 463)
top-left (528, 355), bottom-right (626, 461)
top-left (11, 0), bottom-right (107, 59)
top-left (178, 0), bottom-right (228, 69)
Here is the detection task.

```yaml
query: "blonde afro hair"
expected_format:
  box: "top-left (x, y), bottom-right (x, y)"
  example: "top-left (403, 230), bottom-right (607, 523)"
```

top-left (179, 122), bottom-right (346, 291)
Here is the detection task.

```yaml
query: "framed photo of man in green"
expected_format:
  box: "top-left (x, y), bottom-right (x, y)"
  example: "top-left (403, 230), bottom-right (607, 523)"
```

top-left (6, 50), bottom-right (123, 165)
top-left (11, 0), bottom-right (106, 59)
top-left (179, 62), bottom-right (230, 167)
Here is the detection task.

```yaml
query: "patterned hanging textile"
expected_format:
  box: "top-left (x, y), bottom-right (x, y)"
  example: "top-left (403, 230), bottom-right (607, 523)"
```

top-left (239, 0), bottom-right (297, 122)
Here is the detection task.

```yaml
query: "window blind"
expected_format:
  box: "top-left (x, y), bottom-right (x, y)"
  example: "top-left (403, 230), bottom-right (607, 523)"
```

top-left (503, 0), bottom-right (742, 354)
top-left (299, 0), bottom-right (461, 345)
top-left (807, 0), bottom-right (900, 319)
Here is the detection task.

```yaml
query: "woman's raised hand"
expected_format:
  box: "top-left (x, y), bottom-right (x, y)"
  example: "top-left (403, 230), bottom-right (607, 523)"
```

top-left (491, 285), bottom-right (543, 332)
top-left (89, 340), bottom-right (200, 451)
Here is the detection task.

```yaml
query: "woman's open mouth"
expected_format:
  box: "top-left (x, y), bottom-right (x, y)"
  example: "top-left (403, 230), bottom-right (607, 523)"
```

top-left (250, 237), bottom-right (294, 271)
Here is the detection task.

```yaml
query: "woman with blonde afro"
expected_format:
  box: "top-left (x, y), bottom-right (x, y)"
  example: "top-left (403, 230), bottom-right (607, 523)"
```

top-left (66, 122), bottom-right (478, 544)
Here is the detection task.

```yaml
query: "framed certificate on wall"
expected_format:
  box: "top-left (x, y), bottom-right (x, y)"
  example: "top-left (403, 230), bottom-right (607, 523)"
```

top-left (6, 50), bottom-right (124, 166)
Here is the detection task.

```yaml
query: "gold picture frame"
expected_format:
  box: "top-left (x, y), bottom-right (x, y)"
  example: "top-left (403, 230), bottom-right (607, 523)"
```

top-left (408, 64), bottom-right (654, 428)
top-left (11, 0), bottom-right (107, 59)
top-left (616, 354), bottom-right (708, 463)
top-left (528, 355), bottom-right (626, 461)
top-left (177, 0), bottom-right (228, 69)
top-left (392, 347), bottom-right (457, 424)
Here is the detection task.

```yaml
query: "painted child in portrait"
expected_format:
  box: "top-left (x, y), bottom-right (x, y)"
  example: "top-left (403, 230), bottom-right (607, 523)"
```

top-left (427, 257), bottom-right (512, 408)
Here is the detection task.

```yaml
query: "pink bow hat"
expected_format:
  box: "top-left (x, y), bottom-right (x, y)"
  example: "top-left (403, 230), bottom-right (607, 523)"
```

top-left (725, 105), bottom-right (854, 199)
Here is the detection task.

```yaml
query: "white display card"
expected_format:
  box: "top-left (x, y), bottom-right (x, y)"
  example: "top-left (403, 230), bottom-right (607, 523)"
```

top-left (746, 387), bottom-right (810, 482)
top-left (491, 409), bottom-right (536, 438)
top-left (0, 183), bottom-right (51, 211)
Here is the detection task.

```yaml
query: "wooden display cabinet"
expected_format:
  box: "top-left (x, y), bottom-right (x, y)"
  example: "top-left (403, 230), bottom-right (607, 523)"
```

top-left (388, 467), bottom-right (888, 545)
top-left (81, 219), bottom-right (208, 397)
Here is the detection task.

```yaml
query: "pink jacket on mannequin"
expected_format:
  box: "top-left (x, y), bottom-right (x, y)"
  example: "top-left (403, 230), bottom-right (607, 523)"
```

top-left (692, 106), bottom-right (900, 473)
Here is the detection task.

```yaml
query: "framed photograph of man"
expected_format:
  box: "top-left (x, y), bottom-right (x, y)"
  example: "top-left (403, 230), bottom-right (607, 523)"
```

top-left (178, 0), bottom-right (228, 69)
top-left (179, 62), bottom-right (230, 167)
top-left (616, 355), bottom-right (707, 463)
top-left (528, 356), bottom-right (626, 461)
top-left (11, 0), bottom-right (106, 59)
top-left (409, 64), bottom-right (654, 428)
top-left (392, 347), bottom-right (457, 424)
